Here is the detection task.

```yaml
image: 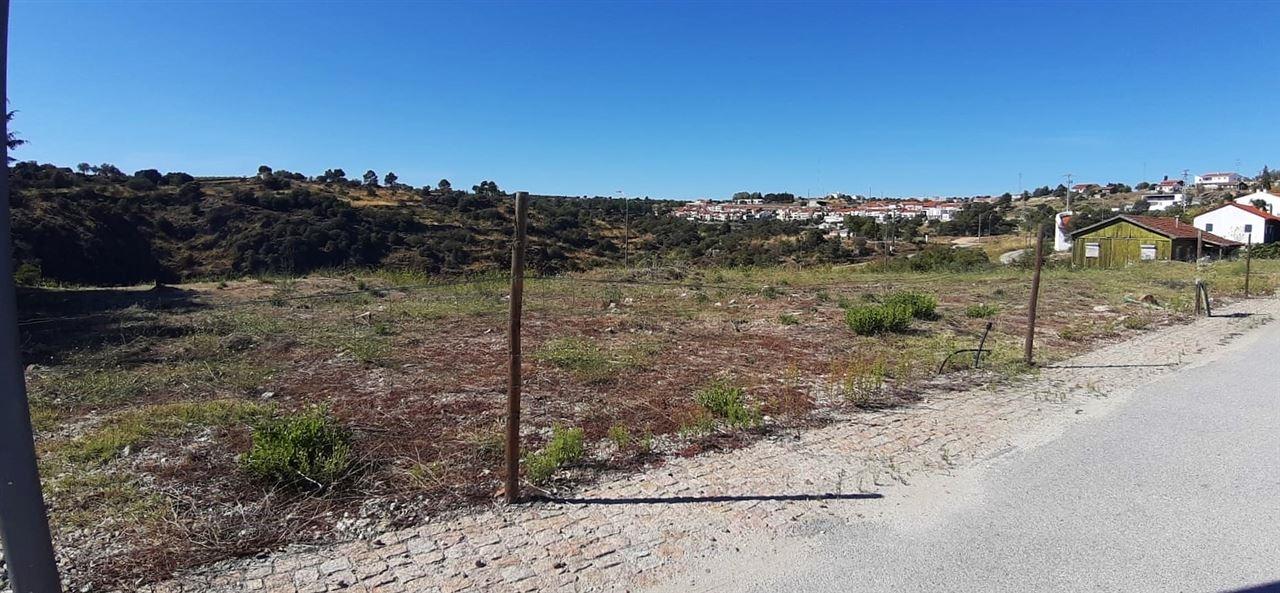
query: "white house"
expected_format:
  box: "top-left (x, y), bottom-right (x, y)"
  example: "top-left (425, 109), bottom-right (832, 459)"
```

top-left (1193, 202), bottom-right (1280, 245)
top-left (1194, 171), bottom-right (1244, 189)
top-left (1234, 190), bottom-right (1280, 214)
top-left (1144, 193), bottom-right (1185, 212)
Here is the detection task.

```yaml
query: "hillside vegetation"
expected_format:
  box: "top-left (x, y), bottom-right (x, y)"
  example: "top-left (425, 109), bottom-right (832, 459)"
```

top-left (10, 162), bottom-right (866, 286)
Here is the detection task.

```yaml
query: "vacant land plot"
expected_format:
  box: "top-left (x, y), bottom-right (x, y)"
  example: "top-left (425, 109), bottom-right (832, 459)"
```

top-left (16, 259), bottom-right (1280, 589)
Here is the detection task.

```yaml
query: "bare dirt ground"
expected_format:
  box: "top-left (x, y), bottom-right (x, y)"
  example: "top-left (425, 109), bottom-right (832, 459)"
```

top-left (144, 293), bottom-right (1279, 593)
top-left (8, 260), bottom-right (1279, 591)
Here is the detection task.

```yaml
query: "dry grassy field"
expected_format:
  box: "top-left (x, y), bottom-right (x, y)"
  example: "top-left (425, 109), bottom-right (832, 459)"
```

top-left (18, 258), bottom-right (1280, 588)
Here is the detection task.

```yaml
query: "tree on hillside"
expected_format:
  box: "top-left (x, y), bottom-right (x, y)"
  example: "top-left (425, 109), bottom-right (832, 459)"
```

top-left (133, 169), bottom-right (164, 185)
top-left (126, 175), bottom-right (157, 191)
top-left (1135, 181), bottom-right (1151, 190)
top-left (257, 165), bottom-right (273, 179)
top-left (1020, 204), bottom-right (1057, 232)
top-left (321, 168), bottom-right (347, 183)
top-left (438, 179), bottom-right (452, 193)
top-left (1261, 166), bottom-right (1273, 190)
top-left (163, 172), bottom-right (195, 186)
top-left (473, 180), bottom-right (502, 197)
top-left (384, 171), bottom-right (398, 188)
top-left (96, 163), bottom-right (125, 180)
top-left (363, 170), bottom-right (379, 187)
top-left (76, 162), bottom-right (93, 174)
top-left (6, 110), bottom-right (26, 162)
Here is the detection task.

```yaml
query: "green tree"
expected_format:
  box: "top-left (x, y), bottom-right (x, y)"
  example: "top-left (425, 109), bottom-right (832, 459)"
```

top-left (97, 163), bottom-right (124, 180)
top-left (133, 169), bottom-right (163, 185)
top-left (438, 179), bottom-right (452, 193)
top-left (384, 171), bottom-right (398, 188)
top-left (76, 162), bottom-right (93, 174)
top-left (363, 170), bottom-right (379, 187)
top-left (321, 168), bottom-right (346, 183)
top-left (1261, 166), bottom-right (1273, 190)
top-left (6, 110), bottom-right (26, 162)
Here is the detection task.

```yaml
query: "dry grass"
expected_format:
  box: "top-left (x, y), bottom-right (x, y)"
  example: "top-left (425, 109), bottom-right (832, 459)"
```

top-left (18, 258), bottom-right (1280, 589)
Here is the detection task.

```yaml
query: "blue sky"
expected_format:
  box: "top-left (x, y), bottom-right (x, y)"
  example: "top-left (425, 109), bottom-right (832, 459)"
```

top-left (8, 1), bottom-right (1279, 199)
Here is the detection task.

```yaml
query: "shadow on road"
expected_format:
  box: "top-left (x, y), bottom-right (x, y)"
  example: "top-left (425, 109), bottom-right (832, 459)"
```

top-left (1210, 312), bottom-right (1253, 319)
top-left (536, 493), bottom-right (884, 505)
top-left (1043, 363), bottom-right (1178, 370)
top-left (1226, 582), bottom-right (1280, 593)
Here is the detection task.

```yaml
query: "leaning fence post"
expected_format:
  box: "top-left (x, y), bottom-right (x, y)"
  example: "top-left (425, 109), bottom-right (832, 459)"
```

top-left (0, 2), bottom-right (64, 588)
top-left (1023, 224), bottom-right (1046, 366)
top-left (504, 191), bottom-right (529, 504)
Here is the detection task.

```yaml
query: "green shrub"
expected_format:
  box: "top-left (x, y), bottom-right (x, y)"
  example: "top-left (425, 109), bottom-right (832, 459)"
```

top-left (844, 304), bottom-right (912, 335)
top-left (778, 313), bottom-right (800, 326)
top-left (1122, 315), bottom-right (1152, 330)
top-left (869, 245), bottom-right (992, 273)
top-left (525, 426), bottom-right (585, 484)
top-left (695, 381), bottom-right (760, 428)
top-left (14, 262), bottom-right (41, 286)
top-left (883, 291), bottom-right (937, 319)
top-left (243, 407), bottom-right (352, 489)
top-left (842, 360), bottom-right (887, 406)
top-left (607, 424), bottom-right (631, 449)
top-left (344, 334), bottom-right (391, 365)
top-left (965, 303), bottom-right (999, 318)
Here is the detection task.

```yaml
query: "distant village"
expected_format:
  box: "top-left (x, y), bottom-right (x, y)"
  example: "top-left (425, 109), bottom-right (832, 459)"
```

top-left (670, 168), bottom-right (1279, 267)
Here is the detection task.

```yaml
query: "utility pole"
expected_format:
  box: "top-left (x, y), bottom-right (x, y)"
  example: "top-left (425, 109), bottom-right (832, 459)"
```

top-left (1063, 173), bottom-right (1074, 211)
top-left (504, 191), bottom-right (529, 504)
top-left (0, 1), bottom-right (64, 588)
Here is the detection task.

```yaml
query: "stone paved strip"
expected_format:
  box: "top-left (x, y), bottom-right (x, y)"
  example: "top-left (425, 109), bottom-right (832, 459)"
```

top-left (143, 299), bottom-right (1277, 593)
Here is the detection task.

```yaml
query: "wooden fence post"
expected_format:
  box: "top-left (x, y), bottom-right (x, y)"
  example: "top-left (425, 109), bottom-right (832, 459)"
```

top-left (1023, 224), bottom-right (1046, 366)
top-left (504, 191), bottom-right (529, 504)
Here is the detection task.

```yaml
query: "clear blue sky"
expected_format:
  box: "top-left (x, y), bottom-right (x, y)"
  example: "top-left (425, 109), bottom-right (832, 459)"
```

top-left (8, 1), bottom-right (1279, 199)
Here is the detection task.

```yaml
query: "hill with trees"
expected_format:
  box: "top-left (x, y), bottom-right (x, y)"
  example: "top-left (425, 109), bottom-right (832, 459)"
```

top-left (9, 162), bottom-right (866, 286)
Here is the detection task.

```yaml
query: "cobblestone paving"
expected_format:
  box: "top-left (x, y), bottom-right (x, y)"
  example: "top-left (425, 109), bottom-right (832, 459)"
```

top-left (145, 300), bottom-right (1276, 593)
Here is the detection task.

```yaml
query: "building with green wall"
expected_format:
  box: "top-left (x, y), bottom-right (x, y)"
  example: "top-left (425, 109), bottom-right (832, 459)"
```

top-left (1070, 215), bottom-right (1241, 268)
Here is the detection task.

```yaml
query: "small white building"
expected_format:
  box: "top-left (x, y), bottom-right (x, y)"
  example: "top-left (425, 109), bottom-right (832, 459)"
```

top-left (1193, 202), bottom-right (1280, 245)
top-left (1234, 190), bottom-right (1280, 214)
top-left (1194, 172), bottom-right (1244, 189)
top-left (1054, 211), bottom-right (1074, 252)
top-left (1144, 193), bottom-right (1185, 212)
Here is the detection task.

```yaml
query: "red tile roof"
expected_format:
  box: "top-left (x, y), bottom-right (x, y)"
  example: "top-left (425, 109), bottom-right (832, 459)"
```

top-left (1072, 214), bottom-right (1242, 246)
top-left (1208, 202), bottom-right (1280, 222)
top-left (1123, 215), bottom-right (1243, 245)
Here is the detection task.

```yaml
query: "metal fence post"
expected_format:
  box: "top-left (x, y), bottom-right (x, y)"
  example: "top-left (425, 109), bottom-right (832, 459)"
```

top-left (0, 1), bottom-right (64, 588)
top-left (1245, 235), bottom-right (1252, 297)
top-left (1023, 224), bottom-right (1046, 366)
top-left (504, 191), bottom-right (529, 504)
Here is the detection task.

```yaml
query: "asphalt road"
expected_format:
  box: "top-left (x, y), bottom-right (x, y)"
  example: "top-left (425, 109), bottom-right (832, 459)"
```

top-left (746, 318), bottom-right (1280, 593)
